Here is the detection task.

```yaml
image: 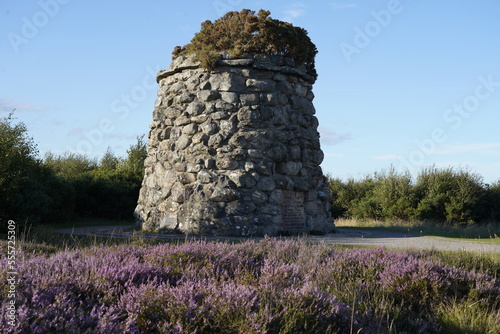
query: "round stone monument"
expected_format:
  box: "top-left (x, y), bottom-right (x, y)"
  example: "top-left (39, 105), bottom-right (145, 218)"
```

top-left (134, 10), bottom-right (334, 236)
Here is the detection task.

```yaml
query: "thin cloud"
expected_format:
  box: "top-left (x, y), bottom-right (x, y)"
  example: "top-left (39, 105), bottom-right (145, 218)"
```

top-left (373, 154), bottom-right (399, 160)
top-left (104, 133), bottom-right (138, 140)
top-left (282, 3), bottom-right (306, 23)
top-left (330, 2), bottom-right (357, 10)
top-left (67, 128), bottom-right (84, 137)
top-left (435, 143), bottom-right (500, 156)
top-left (66, 127), bottom-right (137, 141)
top-left (324, 152), bottom-right (346, 158)
top-left (51, 120), bottom-right (65, 126)
top-left (0, 98), bottom-right (54, 113)
top-left (423, 161), bottom-right (500, 183)
top-left (318, 126), bottom-right (352, 145)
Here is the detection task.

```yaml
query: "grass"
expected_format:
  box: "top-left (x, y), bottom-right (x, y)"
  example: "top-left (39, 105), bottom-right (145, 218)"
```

top-left (43, 217), bottom-right (136, 229)
top-left (1, 218), bottom-right (154, 255)
top-left (437, 298), bottom-right (500, 334)
top-left (6, 217), bottom-right (499, 256)
top-left (334, 218), bottom-right (500, 241)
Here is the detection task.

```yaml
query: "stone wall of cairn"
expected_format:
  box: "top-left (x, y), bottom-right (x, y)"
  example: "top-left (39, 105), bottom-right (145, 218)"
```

top-left (134, 54), bottom-right (334, 236)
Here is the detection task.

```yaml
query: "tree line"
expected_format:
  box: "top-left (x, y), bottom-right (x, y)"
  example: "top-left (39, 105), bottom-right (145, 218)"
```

top-left (328, 166), bottom-right (500, 225)
top-left (0, 113), bottom-right (146, 228)
top-left (2, 113), bottom-right (499, 229)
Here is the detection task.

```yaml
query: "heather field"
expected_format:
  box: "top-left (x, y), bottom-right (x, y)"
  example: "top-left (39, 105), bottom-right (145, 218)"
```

top-left (1, 238), bottom-right (499, 334)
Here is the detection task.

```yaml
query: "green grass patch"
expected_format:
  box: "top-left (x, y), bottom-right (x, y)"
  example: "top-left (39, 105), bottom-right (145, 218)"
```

top-left (44, 217), bottom-right (136, 229)
top-left (0, 219), bottom-right (154, 254)
top-left (335, 218), bottom-right (500, 240)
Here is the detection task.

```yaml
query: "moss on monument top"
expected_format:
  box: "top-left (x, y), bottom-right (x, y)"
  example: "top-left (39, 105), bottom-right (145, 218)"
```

top-left (172, 9), bottom-right (318, 78)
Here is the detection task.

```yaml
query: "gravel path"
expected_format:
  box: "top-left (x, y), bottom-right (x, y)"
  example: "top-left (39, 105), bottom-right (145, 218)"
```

top-left (54, 225), bottom-right (500, 253)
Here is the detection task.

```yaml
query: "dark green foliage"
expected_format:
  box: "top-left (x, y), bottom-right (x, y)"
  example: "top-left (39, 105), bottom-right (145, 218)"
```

top-left (99, 147), bottom-right (119, 170)
top-left (329, 175), bottom-right (376, 219)
top-left (0, 113), bottom-right (73, 226)
top-left (120, 135), bottom-right (148, 183)
top-left (482, 180), bottom-right (500, 222)
top-left (0, 114), bottom-right (37, 222)
top-left (27, 164), bottom-right (76, 224)
top-left (345, 177), bottom-right (379, 220)
top-left (328, 166), bottom-right (498, 225)
top-left (44, 135), bottom-right (148, 221)
top-left (173, 9), bottom-right (318, 77)
top-left (415, 167), bottom-right (486, 224)
top-left (44, 151), bottom-right (97, 178)
top-left (70, 173), bottom-right (138, 220)
top-left (373, 168), bottom-right (417, 221)
top-left (0, 112), bottom-right (147, 225)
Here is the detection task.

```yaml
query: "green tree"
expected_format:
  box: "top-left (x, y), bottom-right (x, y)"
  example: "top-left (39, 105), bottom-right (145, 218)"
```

top-left (329, 175), bottom-right (376, 219)
top-left (0, 113), bottom-right (39, 222)
top-left (44, 151), bottom-right (97, 178)
top-left (99, 147), bottom-right (120, 170)
top-left (41, 138), bottom-right (147, 221)
top-left (415, 167), bottom-right (485, 225)
top-left (118, 135), bottom-right (147, 183)
top-left (372, 167), bottom-right (417, 221)
top-left (0, 113), bottom-right (74, 225)
top-left (328, 176), bottom-right (350, 218)
top-left (479, 179), bottom-right (500, 222)
top-left (344, 176), bottom-right (379, 220)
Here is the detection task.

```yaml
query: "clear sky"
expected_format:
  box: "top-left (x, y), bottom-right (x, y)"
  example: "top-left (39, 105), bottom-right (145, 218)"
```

top-left (1, 0), bottom-right (499, 183)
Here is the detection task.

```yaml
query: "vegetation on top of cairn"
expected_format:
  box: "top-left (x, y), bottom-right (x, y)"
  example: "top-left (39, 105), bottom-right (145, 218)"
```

top-left (172, 9), bottom-right (318, 78)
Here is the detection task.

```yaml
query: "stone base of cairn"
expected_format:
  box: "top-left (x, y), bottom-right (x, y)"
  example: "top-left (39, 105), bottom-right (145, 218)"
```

top-left (134, 54), bottom-right (334, 236)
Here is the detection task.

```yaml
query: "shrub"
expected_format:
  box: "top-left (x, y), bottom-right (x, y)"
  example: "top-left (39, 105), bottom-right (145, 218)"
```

top-left (0, 113), bottom-right (39, 223)
top-left (328, 176), bottom-right (351, 218)
top-left (415, 167), bottom-right (485, 225)
top-left (327, 166), bottom-right (497, 225)
top-left (117, 135), bottom-right (147, 183)
top-left (1, 112), bottom-right (146, 225)
top-left (41, 137), bottom-right (147, 222)
top-left (70, 173), bottom-right (139, 220)
top-left (372, 167), bottom-right (417, 221)
top-left (0, 113), bottom-right (74, 225)
top-left (328, 175), bottom-right (378, 219)
top-left (173, 9), bottom-right (318, 77)
top-left (484, 179), bottom-right (500, 222)
top-left (344, 177), bottom-right (379, 220)
top-left (44, 152), bottom-right (98, 179)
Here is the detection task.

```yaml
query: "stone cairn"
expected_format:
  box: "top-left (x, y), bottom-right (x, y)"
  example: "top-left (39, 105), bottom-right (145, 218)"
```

top-left (134, 53), bottom-right (334, 236)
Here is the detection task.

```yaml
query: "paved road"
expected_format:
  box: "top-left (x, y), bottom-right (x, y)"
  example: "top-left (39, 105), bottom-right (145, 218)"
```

top-left (54, 225), bottom-right (500, 253)
top-left (318, 228), bottom-right (500, 253)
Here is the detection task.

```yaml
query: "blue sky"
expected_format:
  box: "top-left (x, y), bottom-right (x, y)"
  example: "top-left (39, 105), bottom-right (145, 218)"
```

top-left (1, 0), bottom-right (499, 183)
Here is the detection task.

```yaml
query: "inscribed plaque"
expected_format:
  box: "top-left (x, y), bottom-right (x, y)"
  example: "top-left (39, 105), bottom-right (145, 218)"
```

top-left (281, 191), bottom-right (305, 232)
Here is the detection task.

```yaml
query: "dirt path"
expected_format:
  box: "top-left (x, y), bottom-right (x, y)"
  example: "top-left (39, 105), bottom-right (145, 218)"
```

top-left (54, 225), bottom-right (500, 253)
